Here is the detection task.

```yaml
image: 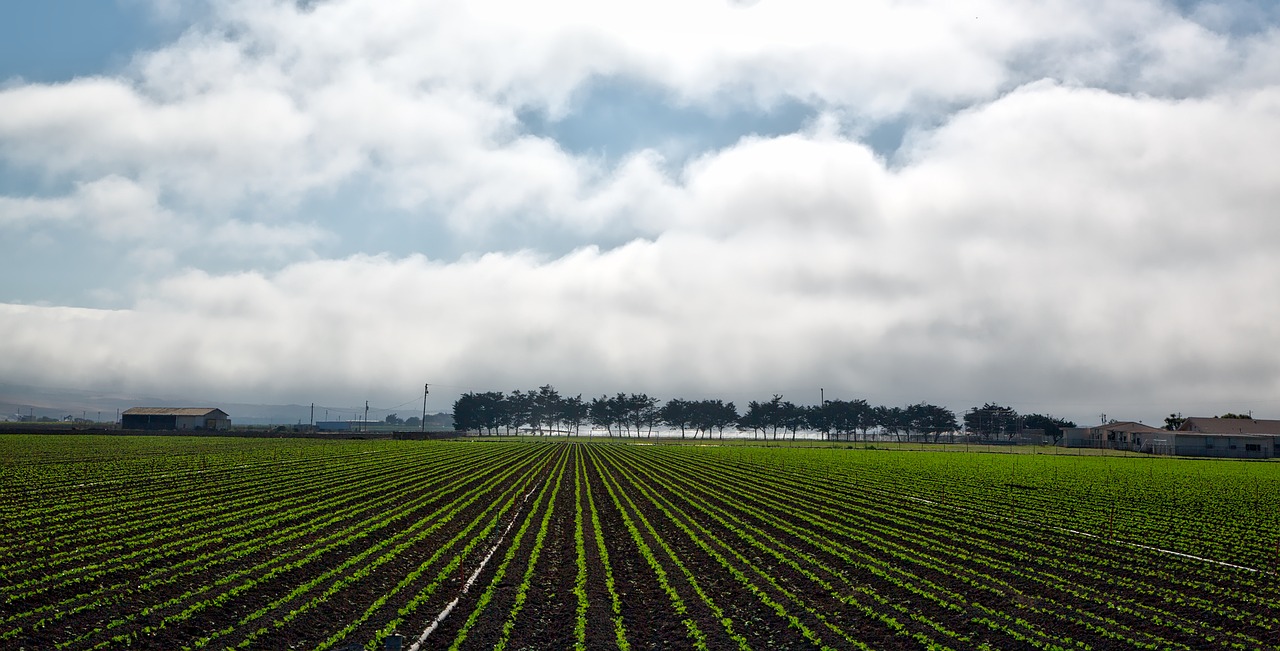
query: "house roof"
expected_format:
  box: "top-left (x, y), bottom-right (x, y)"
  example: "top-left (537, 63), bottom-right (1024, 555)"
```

top-left (1089, 421), bottom-right (1165, 434)
top-left (1178, 417), bottom-right (1280, 435)
top-left (122, 407), bottom-right (229, 417)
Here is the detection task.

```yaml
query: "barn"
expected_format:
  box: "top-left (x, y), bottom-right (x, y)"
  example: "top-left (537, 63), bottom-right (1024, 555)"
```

top-left (121, 408), bottom-right (230, 431)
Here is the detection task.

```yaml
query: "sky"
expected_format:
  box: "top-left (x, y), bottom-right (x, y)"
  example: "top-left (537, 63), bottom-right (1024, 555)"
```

top-left (2, 0), bottom-right (1279, 426)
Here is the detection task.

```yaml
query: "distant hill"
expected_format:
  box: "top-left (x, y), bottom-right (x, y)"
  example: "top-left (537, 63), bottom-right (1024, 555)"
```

top-left (0, 382), bottom-right (451, 427)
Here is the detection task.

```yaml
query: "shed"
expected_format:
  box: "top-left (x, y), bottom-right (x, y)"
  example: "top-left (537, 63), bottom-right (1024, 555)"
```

top-left (121, 408), bottom-right (230, 431)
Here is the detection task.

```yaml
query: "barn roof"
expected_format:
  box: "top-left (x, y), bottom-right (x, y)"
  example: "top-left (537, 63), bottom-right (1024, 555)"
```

top-left (1179, 417), bottom-right (1280, 435)
top-left (122, 407), bottom-right (229, 417)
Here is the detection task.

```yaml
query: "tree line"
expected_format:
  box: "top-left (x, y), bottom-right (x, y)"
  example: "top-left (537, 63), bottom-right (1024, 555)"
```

top-left (452, 386), bottom-right (1076, 442)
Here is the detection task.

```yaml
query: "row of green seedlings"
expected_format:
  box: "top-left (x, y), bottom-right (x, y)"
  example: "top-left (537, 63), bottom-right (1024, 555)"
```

top-left (670, 447), bottom-right (1262, 650)
top-left (604, 447), bottom-right (844, 649)
top-left (1049, 473), bottom-right (1280, 572)
top-left (458, 446), bottom-right (572, 651)
top-left (0, 436), bottom-right (253, 495)
top-left (141, 444), bottom-right (548, 650)
top-left (51, 445), bottom-right (542, 650)
top-left (636, 446), bottom-right (1106, 650)
top-left (311, 446), bottom-right (559, 650)
top-left (0, 447), bottom-right (350, 566)
top-left (609, 445), bottom-right (968, 650)
top-left (1, 444), bottom-right (449, 606)
top-left (190, 445), bottom-right (557, 651)
top-left (56, 447), bottom-right (525, 650)
top-left (579, 445), bottom-right (630, 650)
top-left (688, 447), bottom-right (1197, 649)
top-left (1, 444), bottom-right (503, 642)
top-left (675, 445), bottom-right (1244, 649)
top-left (3, 453), bottom-right (412, 640)
top-left (598, 445), bottom-right (915, 651)
top-left (781, 449), bottom-right (1280, 608)
top-left (571, 446), bottom-right (589, 649)
top-left (833, 451), bottom-right (1280, 576)
top-left (984, 513), bottom-right (1280, 639)
top-left (758, 450), bottom-right (1280, 647)
top-left (582, 446), bottom-right (717, 650)
top-left (0, 443), bottom-right (417, 579)
top-left (0, 442), bottom-right (379, 541)
top-left (354, 444), bottom-right (566, 651)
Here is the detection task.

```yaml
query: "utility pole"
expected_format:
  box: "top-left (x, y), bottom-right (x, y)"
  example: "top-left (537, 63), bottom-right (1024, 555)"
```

top-left (364, 401), bottom-right (370, 433)
top-left (820, 387), bottom-right (824, 405)
top-left (427, 383), bottom-right (437, 434)
top-left (310, 403), bottom-right (314, 427)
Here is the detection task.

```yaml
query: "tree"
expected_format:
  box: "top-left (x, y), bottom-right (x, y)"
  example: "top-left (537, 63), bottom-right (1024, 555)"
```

top-left (384, 413), bottom-right (403, 425)
top-left (1022, 414), bottom-right (1075, 444)
top-left (905, 403), bottom-right (959, 443)
top-left (627, 393), bottom-right (660, 437)
top-left (821, 400), bottom-right (856, 441)
top-left (404, 416), bottom-right (421, 427)
top-left (740, 400), bottom-right (768, 439)
top-left (505, 389), bottom-right (535, 434)
top-left (452, 391), bottom-right (506, 435)
top-left (660, 398), bottom-right (694, 438)
top-left (707, 400), bottom-right (738, 438)
top-left (688, 400), bottom-right (713, 438)
top-left (816, 398), bottom-right (873, 442)
top-left (532, 384), bottom-right (563, 435)
top-left (762, 394), bottom-right (785, 439)
top-left (964, 403), bottom-right (1020, 440)
top-left (1163, 413), bottom-right (1185, 431)
top-left (590, 395), bottom-right (618, 436)
top-left (852, 399), bottom-right (874, 441)
top-left (560, 394), bottom-right (587, 436)
top-left (452, 394), bottom-right (482, 433)
top-left (881, 406), bottom-right (908, 442)
top-left (779, 400), bottom-right (804, 440)
top-left (808, 403), bottom-right (833, 440)
top-left (1217, 412), bottom-right (1252, 419)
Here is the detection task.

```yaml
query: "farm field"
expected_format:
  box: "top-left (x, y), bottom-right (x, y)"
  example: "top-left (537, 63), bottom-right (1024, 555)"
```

top-left (1, 436), bottom-right (1278, 650)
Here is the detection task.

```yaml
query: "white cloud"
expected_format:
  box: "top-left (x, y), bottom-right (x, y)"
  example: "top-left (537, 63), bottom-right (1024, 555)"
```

top-left (207, 219), bottom-right (332, 260)
top-left (0, 176), bottom-right (174, 240)
top-left (5, 79), bottom-right (1280, 421)
top-left (0, 175), bottom-right (330, 260)
top-left (1, 0), bottom-right (1262, 233)
top-left (1, 0), bottom-right (1278, 423)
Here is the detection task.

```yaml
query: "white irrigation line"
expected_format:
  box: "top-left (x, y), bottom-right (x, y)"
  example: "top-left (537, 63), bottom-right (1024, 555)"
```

top-left (406, 485), bottom-right (537, 651)
top-left (903, 495), bottom-right (1272, 575)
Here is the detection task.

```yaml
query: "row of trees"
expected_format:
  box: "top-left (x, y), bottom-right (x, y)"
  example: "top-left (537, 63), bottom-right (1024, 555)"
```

top-left (452, 386), bottom-right (1072, 442)
top-left (962, 403), bottom-right (1077, 442)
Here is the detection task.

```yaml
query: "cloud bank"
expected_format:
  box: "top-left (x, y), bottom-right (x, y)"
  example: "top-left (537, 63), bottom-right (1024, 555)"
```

top-left (1, 0), bottom-right (1278, 423)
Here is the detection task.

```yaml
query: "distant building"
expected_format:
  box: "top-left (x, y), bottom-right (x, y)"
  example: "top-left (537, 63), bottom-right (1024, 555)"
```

top-left (1059, 421), bottom-right (1165, 451)
top-left (1170, 417), bottom-right (1280, 459)
top-left (1061, 417), bottom-right (1280, 458)
top-left (121, 408), bottom-right (230, 431)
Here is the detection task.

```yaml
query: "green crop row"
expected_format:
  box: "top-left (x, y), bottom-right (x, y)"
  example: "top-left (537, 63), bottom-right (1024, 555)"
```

top-left (3, 438), bottom-right (1275, 650)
